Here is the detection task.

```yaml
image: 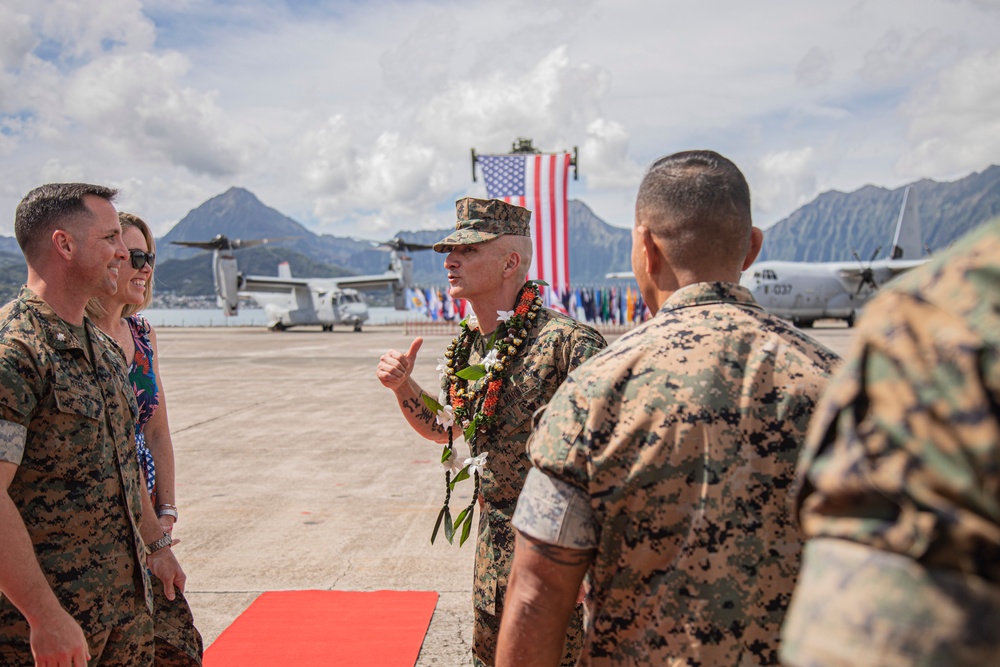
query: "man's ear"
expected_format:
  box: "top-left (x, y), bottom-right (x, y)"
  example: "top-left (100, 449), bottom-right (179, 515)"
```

top-left (640, 226), bottom-right (661, 277)
top-left (742, 227), bottom-right (764, 271)
top-left (502, 250), bottom-right (521, 277)
top-left (52, 229), bottom-right (74, 261)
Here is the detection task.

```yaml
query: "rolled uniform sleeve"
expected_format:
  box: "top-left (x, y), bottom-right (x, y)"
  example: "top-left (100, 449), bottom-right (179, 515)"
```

top-left (521, 374), bottom-right (597, 547)
top-left (513, 468), bottom-right (597, 549)
top-left (0, 353), bottom-right (38, 466)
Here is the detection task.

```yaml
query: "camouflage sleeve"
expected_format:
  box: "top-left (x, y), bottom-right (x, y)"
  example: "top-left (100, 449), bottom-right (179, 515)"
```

top-left (513, 468), bottom-right (597, 549)
top-left (795, 291), bottom-right (1000, 560)
top-left (0, 352), bottom-right (38, 425)
top-left (562, 324), bottom-right (607, 375)
top-left (0, 352), bottom-right (37, 465)
top-left (526, 374), bottom-right (592, 494)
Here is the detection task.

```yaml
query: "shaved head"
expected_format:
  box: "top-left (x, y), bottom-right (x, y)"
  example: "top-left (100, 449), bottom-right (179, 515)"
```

top-left (635, 151), bottom-right (752, 274)
top-left (493, 234), bottom-right (533, 283)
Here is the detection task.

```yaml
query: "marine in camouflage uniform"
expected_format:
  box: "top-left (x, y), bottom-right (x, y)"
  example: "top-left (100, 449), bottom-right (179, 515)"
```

top-left (499, 151), bottom-right (839, 667)
top-left (0, 287), bottom-right (153, 665)
top-left (447, 303), bottom-right (605, 666)
top-left (515, 282), bottom-right (838, 665)
top-left (378, 197), bottom-right (606, 667)
top-left (781, 218), bottom-right (1000, 667)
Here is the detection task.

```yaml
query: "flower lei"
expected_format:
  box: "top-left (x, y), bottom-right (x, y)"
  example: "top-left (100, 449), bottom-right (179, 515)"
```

top-left (422, 281), bottom-right (544, 546)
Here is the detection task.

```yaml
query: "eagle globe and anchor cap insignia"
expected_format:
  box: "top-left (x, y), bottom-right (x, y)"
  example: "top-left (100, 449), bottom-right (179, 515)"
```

top-left (432, 198), bottom-right (532, 252)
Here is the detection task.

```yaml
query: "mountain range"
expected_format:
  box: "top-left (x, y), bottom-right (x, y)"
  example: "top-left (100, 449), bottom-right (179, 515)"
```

top-left (0, 165), bottom-right (998, 303)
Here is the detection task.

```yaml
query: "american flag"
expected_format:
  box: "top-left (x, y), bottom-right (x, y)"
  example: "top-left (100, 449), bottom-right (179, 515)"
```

top-left (479, 152), bottom-right (571, 290)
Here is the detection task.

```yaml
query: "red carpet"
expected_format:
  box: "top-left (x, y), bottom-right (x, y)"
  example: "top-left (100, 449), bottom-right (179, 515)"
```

top-left (204, 590), bottom-right (439, 667)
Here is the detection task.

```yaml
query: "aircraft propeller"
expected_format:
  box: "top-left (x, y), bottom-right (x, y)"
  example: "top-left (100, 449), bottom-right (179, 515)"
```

top-left (851, 245), bottom-right (882, 296)
top-left (170, 234), bottom-right (299, 251)
top-left (358, 236), bottom-right (437, 253)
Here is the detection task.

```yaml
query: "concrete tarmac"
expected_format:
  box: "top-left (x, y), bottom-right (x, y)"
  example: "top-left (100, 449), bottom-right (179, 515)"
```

top-left (157, 323), bottom-right (854, 665)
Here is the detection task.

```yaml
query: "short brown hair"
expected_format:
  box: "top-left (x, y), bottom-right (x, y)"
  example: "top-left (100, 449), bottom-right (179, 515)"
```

top-left (635, 151), bottom-right (752, 270)
top-left (15, 183), bottom-right (118, 258)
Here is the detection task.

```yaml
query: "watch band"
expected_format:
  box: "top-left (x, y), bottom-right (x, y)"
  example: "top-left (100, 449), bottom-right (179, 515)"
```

top-left (146, 532), bottom-right (172, 555)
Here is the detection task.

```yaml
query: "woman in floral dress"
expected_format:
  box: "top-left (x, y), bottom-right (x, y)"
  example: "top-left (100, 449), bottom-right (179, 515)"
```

top-left (89, 212), bottom-right (203, 666)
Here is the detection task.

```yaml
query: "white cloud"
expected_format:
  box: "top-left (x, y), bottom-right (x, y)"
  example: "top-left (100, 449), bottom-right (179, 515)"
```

top-left (415, 46), bottom-right (610, 154)
top-left (752, 147), bottom-right (817, 221)
top-left (38, 158), bottom-right (85, 183)
top-left (0, 7), bottom-right (36, 70)
top-left (897, 47), bottom-right (1000, 177)
top-left (1, 0), bottom-right (999, 241)
top-left (64, 51), bottom-right (260, 177)
top-left (39, 0), bottom-right (155, 59)
top-left (796, 47), bottom-right (834, 87)
top-left (581, 118), bottom-right (644, 189)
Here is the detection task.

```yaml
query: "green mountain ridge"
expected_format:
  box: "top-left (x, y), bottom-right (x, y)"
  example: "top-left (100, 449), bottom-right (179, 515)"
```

top-left (0, 166), bottom-right (997, 300)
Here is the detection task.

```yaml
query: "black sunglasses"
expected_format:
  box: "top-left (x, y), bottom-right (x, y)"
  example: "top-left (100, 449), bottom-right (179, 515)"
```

top-left (129, 249), bottom-right (155, 270)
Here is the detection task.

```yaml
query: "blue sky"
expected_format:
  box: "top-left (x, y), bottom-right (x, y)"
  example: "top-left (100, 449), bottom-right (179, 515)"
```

top-left (1, 0), bottom-right (998, 238)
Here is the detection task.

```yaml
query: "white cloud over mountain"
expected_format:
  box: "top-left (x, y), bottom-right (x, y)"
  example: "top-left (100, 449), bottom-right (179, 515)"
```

top-left (0, 0), bottom-right (997, 238)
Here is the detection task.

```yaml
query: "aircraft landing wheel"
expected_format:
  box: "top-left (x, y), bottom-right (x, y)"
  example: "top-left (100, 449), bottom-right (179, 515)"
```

top-left (270, 322), bottom-right (286, 332)
top-left (846, 312), bottom-right (856, 328)
top-left (353, 322), bottom-right (363, 332)
top-left (322, 324), bottom-right (333, 332)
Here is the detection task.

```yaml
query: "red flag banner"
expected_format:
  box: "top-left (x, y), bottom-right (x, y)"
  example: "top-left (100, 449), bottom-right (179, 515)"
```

top-left (479, 153), bottom-right (571, 290)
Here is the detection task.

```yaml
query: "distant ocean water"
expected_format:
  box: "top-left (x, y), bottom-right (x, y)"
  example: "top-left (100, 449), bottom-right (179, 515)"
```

top-left (141, 306), bottom-right (429, 328)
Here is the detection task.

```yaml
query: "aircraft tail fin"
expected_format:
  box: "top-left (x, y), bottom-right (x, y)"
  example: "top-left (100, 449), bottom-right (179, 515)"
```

top-left (278, 261), bottom-right (292, 279)
top-left (890, 186), bottom-right (922, 259)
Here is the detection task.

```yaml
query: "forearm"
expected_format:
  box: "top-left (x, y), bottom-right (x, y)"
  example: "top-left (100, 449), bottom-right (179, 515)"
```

top-left (144, 428), bottom-right (176, 506)
top-left (0, 491), bottom-right (66, 625)
top-left (394, 378), bottom-right (450, 444)
top-left (497, 534), bottom-right (590, 667)
top-left (138, 479), bottom-right (167, 544)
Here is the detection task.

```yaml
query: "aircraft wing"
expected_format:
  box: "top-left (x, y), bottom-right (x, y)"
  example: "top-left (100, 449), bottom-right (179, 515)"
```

top-left (333, 272), bottom-right (402, 290)
top-left (241, 275), bottom-right (316, 293)
top-left (836, 259), bottom-right (927, 282)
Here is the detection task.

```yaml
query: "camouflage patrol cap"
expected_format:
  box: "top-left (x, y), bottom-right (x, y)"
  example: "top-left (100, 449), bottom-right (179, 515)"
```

top-left (432, 198), bottom-right (531, 253)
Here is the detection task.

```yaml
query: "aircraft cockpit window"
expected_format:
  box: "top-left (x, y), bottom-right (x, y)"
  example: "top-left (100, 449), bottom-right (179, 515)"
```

top-left (762, 269), bottom-right (779, 280)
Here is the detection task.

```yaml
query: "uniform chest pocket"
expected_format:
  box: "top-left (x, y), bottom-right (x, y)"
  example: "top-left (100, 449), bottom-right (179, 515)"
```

top-left (53, 385), bottom-right (104, 422)
top-left (24, 385), bottom-right (108, 482)
top-left (497, 377), bottom-right (545, 438)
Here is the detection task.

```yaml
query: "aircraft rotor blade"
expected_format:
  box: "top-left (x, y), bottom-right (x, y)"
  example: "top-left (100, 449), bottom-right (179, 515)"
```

top-left (868, 245), bottom-right (882, 263)
top-left (231, 236), bottom-right (300, 250)
top-left (356, 236), bottom-right (436, 252)
top-left (171, 235), bottom-right (299, 251)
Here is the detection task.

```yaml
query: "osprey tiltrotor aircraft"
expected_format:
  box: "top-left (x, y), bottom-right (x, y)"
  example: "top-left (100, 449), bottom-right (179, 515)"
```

top-left (171, 235), bottom-right (433, 331)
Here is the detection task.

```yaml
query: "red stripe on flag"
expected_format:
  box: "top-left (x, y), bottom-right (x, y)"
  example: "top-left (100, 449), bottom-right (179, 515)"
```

top-left (560, 153), bottom-right (570, 286)
top-left (532, 155), bottom-right (545, 284)
top-left (546, 155), bottom-right (561, 288)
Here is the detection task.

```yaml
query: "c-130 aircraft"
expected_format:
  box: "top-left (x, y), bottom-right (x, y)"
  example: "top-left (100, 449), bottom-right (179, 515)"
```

top-left (739, 186), bottom-right (926, 328)
top-left (171, 235), bottom-right (433, 331)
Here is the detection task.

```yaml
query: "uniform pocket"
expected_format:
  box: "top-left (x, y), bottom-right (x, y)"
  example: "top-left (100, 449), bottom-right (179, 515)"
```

top-left (53, 385), bottom-right (103, 421)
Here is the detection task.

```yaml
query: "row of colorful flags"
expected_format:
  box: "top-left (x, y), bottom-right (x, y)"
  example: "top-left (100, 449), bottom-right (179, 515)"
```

top-left (406, 285), bottom-right (651, 326)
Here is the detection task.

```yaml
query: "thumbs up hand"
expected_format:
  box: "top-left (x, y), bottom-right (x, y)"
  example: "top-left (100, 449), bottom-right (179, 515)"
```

top-left (377, 337), bottom-right (424, 392)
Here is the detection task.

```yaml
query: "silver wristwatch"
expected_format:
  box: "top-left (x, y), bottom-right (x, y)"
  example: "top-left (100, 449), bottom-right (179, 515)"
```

top-left (145, 532), bottom-right (172, 555)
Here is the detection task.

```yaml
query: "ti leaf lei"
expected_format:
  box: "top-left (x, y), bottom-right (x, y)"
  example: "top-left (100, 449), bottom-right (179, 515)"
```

top-left (422, 280), bottom-right (545, 546)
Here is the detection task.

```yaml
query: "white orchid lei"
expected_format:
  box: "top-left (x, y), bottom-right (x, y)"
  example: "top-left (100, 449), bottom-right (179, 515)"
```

top-left (421, 281), bottom-right (544, 545)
